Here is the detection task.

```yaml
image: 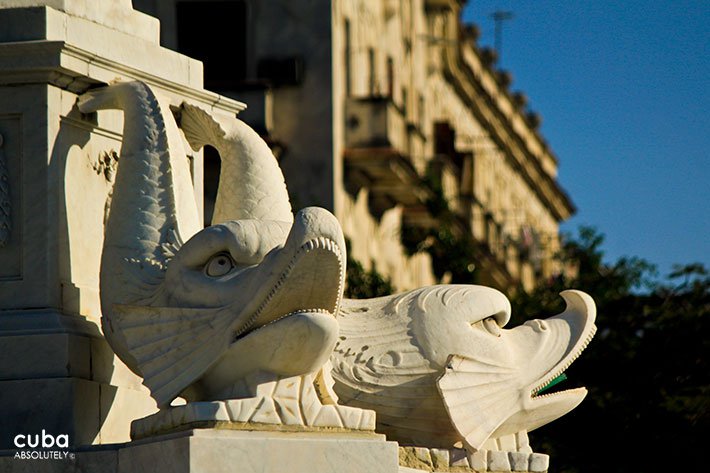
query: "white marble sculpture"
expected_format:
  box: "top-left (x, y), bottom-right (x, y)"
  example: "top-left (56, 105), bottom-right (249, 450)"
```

top-left (81, 81), bottom-right (596, 465)
top-left (331, 286), bottom-right (596, 455)
top-left (78, 81), bottom-right (373, 438)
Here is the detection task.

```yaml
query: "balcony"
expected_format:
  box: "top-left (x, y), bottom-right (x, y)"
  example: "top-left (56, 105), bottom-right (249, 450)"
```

top-left (344, 97), bottom-right (430, 213)
top-left (345, 96), bottom-right (407, 152)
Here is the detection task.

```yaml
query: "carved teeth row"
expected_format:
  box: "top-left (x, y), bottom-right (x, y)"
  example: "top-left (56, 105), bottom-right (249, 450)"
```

top-left (305, 237), bottom-right (334, 251)
top-left (233, 238), bottom-right (343, 341)
top-left (296, 237), bottom-right (344, 316)
top-left (258, 308), bottom-right (333, 330)
top-left (530, 325), bottom-right (597, 397)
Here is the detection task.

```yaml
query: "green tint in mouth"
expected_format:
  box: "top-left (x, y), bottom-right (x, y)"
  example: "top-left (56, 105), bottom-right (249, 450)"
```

top-left (536, 373), bottom-right (568, 395)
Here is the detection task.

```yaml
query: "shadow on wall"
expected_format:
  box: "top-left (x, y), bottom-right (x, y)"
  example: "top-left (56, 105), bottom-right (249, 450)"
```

top-left (54, 102), bottom-right (118, 446)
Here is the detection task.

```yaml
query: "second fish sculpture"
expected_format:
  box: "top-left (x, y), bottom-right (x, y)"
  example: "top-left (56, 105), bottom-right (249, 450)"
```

top-left (331, 283), bottom-right (597, 459)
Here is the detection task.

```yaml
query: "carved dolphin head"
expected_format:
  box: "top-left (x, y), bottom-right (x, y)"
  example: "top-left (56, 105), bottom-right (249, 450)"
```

top-left (107, 207), bottom-right (346, 407)
top-left (79, 81), bottom-right (346, 407)
top-left (160, 209), bottom-right (345, 326)
top-left (332, 285), bottom-right (596, 452)
top-left (432, 288), bottom-right (597, 450)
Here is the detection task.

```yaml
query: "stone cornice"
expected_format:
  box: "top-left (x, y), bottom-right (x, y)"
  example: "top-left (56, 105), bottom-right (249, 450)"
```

top-left (437, 14), bottom-right (575, 221)
top-left (0, 1), bottom-right (160, 43)
top-left (460, 45), bottom-right (559, 172)
top-left (0, 40), bottom-right (246, 115)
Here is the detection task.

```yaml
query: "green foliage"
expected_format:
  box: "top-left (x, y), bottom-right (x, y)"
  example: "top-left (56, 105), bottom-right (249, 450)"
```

top-left (344, 238), bottom-right (395, 299)
top-left (400, 171), bottom-right (478, 284)
top-left (513, 226), bottom-right (708, 472)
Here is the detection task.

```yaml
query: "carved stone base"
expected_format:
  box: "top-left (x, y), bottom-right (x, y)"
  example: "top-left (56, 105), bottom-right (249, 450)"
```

top-left (131, 372), bottom-right (376, 439)
top-left (398, 446), bottom-right (549, 473)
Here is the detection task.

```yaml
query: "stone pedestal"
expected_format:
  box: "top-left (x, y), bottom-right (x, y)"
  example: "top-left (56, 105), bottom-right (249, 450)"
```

top-left (0, 1), bottom-right (244, 449)
top-left (121, 430), bottom-right (399, 473)
top-left (0, 429), bottom-right (400, 473)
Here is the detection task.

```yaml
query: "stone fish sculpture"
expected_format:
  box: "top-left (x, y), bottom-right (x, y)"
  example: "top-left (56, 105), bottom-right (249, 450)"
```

top-left (79, 81), bottom-right (373, 438)
top-left (331, 285), bottom-right (597, 455)
top-left (81, 81), bottom-right (597, 465)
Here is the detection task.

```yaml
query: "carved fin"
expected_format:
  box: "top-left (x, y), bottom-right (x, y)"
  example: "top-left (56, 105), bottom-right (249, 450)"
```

top-left (111, 304), bottom-right (233, 407)
top-left (179, 103), bottom-right (227, 152)
top-left (178, 103), bottom-right (293, 224)
top-left (160, 228), bottom-right (184, 262)
top-left (437, 354), bottom-right (520, 451)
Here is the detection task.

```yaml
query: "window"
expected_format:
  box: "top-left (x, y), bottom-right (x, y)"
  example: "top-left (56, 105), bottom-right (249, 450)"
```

top-left (176, 1), bottom-right (247, 89)
top-left (368, 48), bottom-right (376, 95)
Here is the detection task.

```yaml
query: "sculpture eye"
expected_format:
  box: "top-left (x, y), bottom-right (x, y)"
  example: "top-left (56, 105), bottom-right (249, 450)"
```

top-left (482, 317), bottom-right (502, 337)
top-left (205, 253), bottom-right (235, 277)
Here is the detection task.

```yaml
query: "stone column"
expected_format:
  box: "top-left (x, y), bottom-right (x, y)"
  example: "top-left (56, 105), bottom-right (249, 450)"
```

top-left (0, 0), bottom-right (244, 449)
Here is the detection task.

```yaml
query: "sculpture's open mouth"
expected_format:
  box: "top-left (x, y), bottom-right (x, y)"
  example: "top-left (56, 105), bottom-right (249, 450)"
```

top-left (526, 291), bottom-right (597, 405)
top-left (232, 235), bottom-right (344, 342)
top-left (529, 323), bottom-right (596, 401)
top-left (479, 291), bottom-right (598, 441)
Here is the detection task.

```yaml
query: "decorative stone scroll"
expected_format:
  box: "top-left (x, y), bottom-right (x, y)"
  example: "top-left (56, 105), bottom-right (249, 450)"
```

top-left (92, 149), bottom-right (119, 183)
top-left (91, 149), bottom-right (119, 224)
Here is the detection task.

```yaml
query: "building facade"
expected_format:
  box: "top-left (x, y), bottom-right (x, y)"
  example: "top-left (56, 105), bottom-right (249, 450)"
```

top-left (134, 0), bottom-right (575, 293)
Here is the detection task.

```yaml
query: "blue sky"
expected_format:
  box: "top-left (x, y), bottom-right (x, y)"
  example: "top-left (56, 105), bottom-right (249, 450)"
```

top-left (461, 1), bottom-right (709, 279)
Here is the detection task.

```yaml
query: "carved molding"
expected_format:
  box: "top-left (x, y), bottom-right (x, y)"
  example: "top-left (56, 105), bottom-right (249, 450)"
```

top-left (92, 149), bottom-right (119, 183)
top-left (398, 445), bottom-right (549, 472)
top-left (130, 372), bottom-right (375, 440)
top-left (92, 149), bottom-right (119, 225)
top-left (0, 41), bottom-right (245, 112)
